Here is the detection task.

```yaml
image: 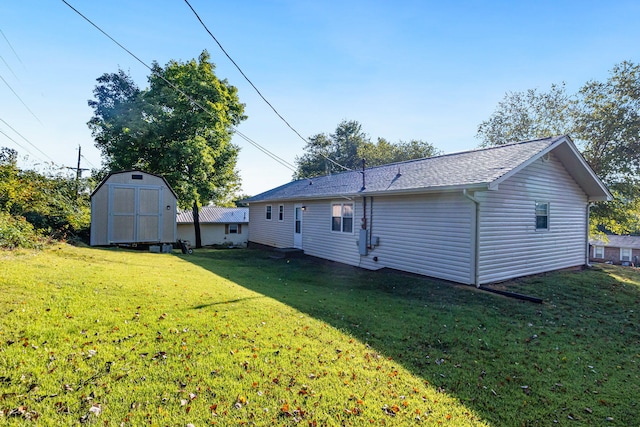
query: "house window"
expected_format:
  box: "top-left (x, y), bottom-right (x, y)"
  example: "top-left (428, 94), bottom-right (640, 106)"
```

top-left (278, 205), bottom-right (284, 221)
top-left (620, 247), bottom-right (632, 262)
top-left (535, 202), bottom-right (549, 230)
top-left (225, 224), bottom-right (242, 234)
top-left (265, 205), bottom-right (272, 220)
top-left (331, 202), bottom-right (353, 233)
top-left (594, 245), bottom-right (604, 258)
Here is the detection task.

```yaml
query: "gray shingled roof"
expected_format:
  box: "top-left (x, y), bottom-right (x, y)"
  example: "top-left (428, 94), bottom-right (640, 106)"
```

top-left (246, 136), bottom-right (572, 203)
top-left (177, 206), bottom-right (248, 224)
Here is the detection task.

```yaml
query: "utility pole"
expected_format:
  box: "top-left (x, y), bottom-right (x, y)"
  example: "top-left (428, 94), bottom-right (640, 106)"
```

top-left (66, 145), bottom-right (89, 199)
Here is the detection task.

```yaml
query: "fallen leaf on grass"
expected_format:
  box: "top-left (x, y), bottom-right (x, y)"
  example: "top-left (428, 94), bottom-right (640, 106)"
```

top-left (382, 404), bottom-right (400, 416)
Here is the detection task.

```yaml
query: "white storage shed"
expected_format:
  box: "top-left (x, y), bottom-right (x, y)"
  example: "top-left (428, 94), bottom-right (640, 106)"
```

top-left (90, 170), bottom-right (177, 246)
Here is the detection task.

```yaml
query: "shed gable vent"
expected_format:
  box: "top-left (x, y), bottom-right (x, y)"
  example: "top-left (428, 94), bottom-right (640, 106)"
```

top-left (132, 174), bottom-right (143, 180)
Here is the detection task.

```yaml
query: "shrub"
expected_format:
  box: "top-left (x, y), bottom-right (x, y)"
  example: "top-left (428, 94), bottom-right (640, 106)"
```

top-left (0, 211), bottom-right (45, 249)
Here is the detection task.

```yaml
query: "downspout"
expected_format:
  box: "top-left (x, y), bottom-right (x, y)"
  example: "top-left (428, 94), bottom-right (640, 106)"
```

top-left (463, 189), bottom-right (480, 287)
top-left (369, 197), bottom-right (373, 249)
top-left (585, 202), bottom-right (593, 267)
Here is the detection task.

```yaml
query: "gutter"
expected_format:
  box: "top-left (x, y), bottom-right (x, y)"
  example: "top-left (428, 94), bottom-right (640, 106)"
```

top-left (245, 183), bottom-right (491, 204)
top-left (463, 189), bottom-right (480, 287)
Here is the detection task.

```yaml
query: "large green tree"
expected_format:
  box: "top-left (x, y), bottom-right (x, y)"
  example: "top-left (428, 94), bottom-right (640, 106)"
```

top-left (88, 51), bottom-right (246, 247)
top-left (476, 61), bottom-right (640, 234)
top-left (294, 120), bottom-right (441, 179)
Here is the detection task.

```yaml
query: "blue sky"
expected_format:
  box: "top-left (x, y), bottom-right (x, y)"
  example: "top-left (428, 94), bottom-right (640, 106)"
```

top-left (1, 1), bottom-right (639, 195)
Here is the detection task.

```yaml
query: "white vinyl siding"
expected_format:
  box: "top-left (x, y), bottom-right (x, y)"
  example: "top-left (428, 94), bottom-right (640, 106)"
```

top-left (358, 193), bottom-right (474, 284)
top-left (293, 194), bottom-right (473, 284)
top-left (177, 223), bottom-right (248, 247)
top-left (477, 153), bottom-right (588, 284)
top-left (248, 202), bottom-right (294, 248)
top-left (299, 200), bottom-right (361, 266)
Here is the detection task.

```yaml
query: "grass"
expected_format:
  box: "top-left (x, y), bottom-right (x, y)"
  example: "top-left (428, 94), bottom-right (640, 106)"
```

top-left (0, 246), bottom-right (638, 426)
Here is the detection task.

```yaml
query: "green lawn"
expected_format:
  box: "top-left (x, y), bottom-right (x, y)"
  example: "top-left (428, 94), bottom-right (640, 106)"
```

top-left (0, 245), bottom-right (638, 426)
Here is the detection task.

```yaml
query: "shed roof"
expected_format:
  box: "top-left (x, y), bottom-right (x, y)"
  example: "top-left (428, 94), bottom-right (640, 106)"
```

top-left (590, 235), bottom-right (640, 249)
top-left (245, 136), bottom-right (611, 203)
top-left (91, 170), bottom-right (177, 199)
top-left (177, 206), bottom-right (249, 224)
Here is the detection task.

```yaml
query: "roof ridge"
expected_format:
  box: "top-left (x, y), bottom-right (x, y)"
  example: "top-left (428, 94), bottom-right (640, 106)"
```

top-left (328, 135), bottom-right (565, 174)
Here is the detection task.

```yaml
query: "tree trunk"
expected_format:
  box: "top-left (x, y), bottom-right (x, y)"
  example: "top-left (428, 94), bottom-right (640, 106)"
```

top-left (192, 201), bottom-right (202, 248)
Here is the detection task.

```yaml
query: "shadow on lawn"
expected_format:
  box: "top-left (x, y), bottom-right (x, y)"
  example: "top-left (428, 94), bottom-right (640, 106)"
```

top-left (179, 248), bottom-right (640, 426)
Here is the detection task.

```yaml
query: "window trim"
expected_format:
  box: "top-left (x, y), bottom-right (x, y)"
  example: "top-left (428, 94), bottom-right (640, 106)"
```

top-left (278, 204), bottom-right (284, 221)
top-left (620, 247), bottom-right (632, 262)
top-left (225, 224), bottom-right (241, 234)
top-left (265, 205), bottom-right (272, 221)
top-left (331, 202), bottom-right (354, 234)
top-left (593, 245), bottom-right (604, 258)
top-left (535, 201), bottom-right (549, 231)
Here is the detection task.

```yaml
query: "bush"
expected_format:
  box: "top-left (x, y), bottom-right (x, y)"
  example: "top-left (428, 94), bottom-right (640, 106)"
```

top-left (0, 212), bottom-right (45, 249)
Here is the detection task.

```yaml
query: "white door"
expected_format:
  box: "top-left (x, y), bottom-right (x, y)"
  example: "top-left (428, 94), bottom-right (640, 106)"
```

top-left (108, 185), bottom-right (162, 243)
top-left (293, 204), bottom-right (303, 249)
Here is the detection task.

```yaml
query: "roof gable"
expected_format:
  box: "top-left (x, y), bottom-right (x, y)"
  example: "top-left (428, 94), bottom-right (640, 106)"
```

top-left (91, 169), bottom-right (177, 199)
top-left (246, 136), bottom-right (611, 203)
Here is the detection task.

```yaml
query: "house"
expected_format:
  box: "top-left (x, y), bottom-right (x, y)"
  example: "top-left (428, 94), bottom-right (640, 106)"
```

top-left (589, 235), bottom-right (640, 265)
top-left (90, 170), bottom-right (177, 246)
top-left (176, 206), bottom-right (249, 247)
top-left (243, 136), bottom-right (611, 286)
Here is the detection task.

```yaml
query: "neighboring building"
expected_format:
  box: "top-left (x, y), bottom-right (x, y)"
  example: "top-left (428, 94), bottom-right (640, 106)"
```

top-left (177, 206), bottom-right (249, 247)
top-left (589, 235), bottom-right (640, 265)
top-left (244, 136), bottom-right (611, 286)
top-left (90, 170), bottom-right (177, 246)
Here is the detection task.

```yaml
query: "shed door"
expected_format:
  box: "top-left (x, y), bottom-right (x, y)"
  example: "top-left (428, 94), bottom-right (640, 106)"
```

top-left (108, 185), bottom-right (163, 243)
top-left (110, 187), bottom-right (136, 243)
top-left (137, 188), bottom-right (161, 242)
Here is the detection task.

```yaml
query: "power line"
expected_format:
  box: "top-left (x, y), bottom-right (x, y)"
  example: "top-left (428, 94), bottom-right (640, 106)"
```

top-left (0, 29), bottom-right (25, 69)
top-left (81, 153), bottom-right (97, 169)
top-left (0, 117), bottom-right (53, 161)
top-left (182, 0), bottom-right (352, 173)
top-left (0, 73), bottom-right (42, 124)
top-left (233, 128), bottom-right (296, 171)
top-left (183, 0), bottom-right (306, 144)
top-left (0, 128), bottom-right (44, 163)
top-left (61, 0), bottom-right (297, 173)
top-left (0, 55), bottom-right (20, 81)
